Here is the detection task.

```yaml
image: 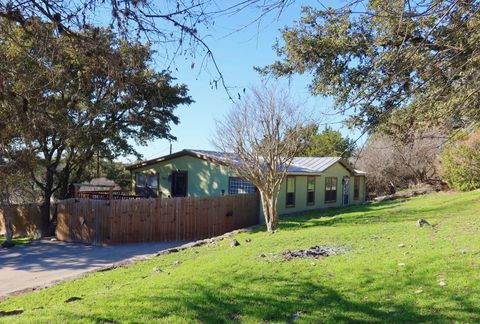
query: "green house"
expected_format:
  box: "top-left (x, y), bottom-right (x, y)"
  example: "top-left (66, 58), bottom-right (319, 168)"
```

top-left (126, 149), bottom-right (366, 216)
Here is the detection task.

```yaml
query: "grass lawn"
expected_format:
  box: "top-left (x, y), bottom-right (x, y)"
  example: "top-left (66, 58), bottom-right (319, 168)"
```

top-left (0, 236), bottom-right (31, 247)
top-left (1, 191), bottom-right (479, 323)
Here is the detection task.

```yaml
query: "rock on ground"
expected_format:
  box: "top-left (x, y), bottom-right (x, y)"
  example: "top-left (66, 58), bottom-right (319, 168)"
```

top-left (282, 246), bottom-right (343, 260)
top-left (417, 219), bottom-right (430, 227)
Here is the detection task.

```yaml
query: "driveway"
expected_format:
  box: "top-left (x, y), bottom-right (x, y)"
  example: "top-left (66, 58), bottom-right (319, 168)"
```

top-left (0, 239), bottom-right (184, 299)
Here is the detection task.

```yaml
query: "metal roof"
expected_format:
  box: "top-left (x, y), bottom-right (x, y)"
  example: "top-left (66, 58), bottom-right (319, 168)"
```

top-left (127, 149), bottom-right (365, 175)
top-left (290, 157), bottom-right (341, 173)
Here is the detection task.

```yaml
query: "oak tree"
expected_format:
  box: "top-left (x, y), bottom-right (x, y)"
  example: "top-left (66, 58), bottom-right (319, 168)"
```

top-left (261, 0), bottom-right (480, 136)
top-left (0, 19), bottom-right (192, 235)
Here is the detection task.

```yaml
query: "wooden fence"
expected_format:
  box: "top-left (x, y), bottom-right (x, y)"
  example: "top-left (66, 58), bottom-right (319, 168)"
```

top-left (76, 190), bottom-right (139, 200)
top-left (0, 204), bottom-right (44, 237)
top-left (56, 193), bottom-right (260, 245)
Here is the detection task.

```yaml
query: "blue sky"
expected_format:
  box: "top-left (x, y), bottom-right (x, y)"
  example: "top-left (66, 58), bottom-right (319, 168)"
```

top-left (124, 1), bottom-right (362, 163)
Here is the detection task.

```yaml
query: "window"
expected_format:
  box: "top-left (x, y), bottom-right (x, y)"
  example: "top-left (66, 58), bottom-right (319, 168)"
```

top-left (171, 171), bottom-right (188, 197)
top-left (325, 177), bottom-right (337, 203)
top-left (286, 176), bottom-right (296, 208)
top-left (307, 176), bottom-right (315, 205)
top-left (228, 177), bottom-right (256, 195)
top-left (354, 177), bottom-right (360, 200)
top-left (135, 173), bottom-right (159, 197)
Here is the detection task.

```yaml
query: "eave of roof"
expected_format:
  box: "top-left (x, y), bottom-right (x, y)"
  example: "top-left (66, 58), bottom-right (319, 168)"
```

top-left (126, 149), bottom-right (227, 170)
top-left (126, 149), bottom-right (366, 176)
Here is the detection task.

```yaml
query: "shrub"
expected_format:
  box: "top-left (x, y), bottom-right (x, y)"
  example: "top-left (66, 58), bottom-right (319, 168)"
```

top-left (440, 129), bottom-right (480, 191)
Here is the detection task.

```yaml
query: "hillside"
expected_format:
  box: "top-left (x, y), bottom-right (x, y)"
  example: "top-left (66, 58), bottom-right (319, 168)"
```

top-left (1, 191), bottom-right (479, 323)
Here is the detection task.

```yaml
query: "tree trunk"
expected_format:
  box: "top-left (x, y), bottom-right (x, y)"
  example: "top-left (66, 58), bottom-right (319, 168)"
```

top-left (40, 192), bottom-right (52, 237)
top-left (41, 166), bottom-right (54, 237)
top-left (1, 206), bottom-right (14, 247)
top-left (260, 190), bottom-right (279, 232)
top-left (57, 167), bottom-right (71, 200)
top-left (0, 179), bottom-right (14, 247)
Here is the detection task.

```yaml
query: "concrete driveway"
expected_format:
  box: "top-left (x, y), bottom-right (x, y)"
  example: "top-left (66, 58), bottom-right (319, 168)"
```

top-left (0, 239), bottom-right (184, 299)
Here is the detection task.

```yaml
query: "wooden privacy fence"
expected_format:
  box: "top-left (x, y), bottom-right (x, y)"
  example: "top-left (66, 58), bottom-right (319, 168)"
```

top-left (0, 204), bottom-right (45, 237)
top-left (56, 193), bottom-right (260, 245)
top-left (76, 190), bottom-right (139, 200)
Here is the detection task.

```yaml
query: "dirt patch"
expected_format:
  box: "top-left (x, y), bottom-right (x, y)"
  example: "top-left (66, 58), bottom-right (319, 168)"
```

top-left (282, 246), bottom-right (344, 260)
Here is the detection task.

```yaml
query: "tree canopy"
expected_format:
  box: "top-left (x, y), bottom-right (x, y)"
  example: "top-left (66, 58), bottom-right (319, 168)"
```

top-left (0, 18), bottom-right (192, 234)
top-left (299, 126), bottom-right (355, 158)
top-left (1, 0), bottom-right (292, 99)
top-left (261, 0), bottom-right (480, 136)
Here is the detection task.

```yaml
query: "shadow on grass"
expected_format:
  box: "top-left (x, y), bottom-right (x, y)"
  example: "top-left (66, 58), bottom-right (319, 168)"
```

top-left (279, 200), bottom-right (408, 230)
top-left (62, 273), bottom-right (479, 323)
top-left (277, 195), bottom-right (469, 231)
top-left (244, 200), bottom-right (413, 235)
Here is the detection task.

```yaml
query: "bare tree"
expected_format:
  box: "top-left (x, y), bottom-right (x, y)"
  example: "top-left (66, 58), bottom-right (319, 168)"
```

top-left (354, 129), bottom-right (446, 196)
top-left (212, 84), bottom-right (315, 232)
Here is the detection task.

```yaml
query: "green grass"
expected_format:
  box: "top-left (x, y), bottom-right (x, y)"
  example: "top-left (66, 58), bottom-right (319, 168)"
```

top-left (0, 236), bottom-right (31, 247)
top-left (1, 191), bottom-right (479, 323)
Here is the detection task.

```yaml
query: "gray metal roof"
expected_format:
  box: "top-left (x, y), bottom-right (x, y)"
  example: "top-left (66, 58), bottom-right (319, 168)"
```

top-left (187, 150), bottom-right (359, 175)
top-left (290, 157), bottom-right (341, 173)
top-left (187, 149), bottom-right (240, 163)
top-left (128, 149), bottom-right (365, 175)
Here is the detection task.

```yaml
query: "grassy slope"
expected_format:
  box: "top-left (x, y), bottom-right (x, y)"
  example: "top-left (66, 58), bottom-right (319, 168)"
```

top-left (0, 191), bottom-right (479, 323)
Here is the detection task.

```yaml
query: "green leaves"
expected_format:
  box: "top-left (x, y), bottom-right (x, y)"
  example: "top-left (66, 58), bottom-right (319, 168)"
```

top-left (441, 128), bottom-right (480, 191)
top-left (299, 125), bottom-right (355, 158)
top-left (263, 0), bottom-right (480, 134)
top-left (0, 18), bottom-right (192, 203)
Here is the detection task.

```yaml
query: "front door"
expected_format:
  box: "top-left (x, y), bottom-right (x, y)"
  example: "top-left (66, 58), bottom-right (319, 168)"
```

top-left (342, 177), bottom-right (350, 206)
top-left (171, 171), bottom-right (188, 197)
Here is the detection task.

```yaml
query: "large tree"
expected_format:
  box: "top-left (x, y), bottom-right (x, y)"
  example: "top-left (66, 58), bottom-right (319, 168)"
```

top-left (0, 0), bottom-right (292, 100)
top-left (261, 0), bottom-right (480, 136)
top-left (212, 84), bottom-right (315, 232)
top-left (0, 19), bottom-right (192, 235)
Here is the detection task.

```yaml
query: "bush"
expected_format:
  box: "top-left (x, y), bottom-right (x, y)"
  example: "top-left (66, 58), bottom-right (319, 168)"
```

top-left (441, 129), bottom-right (480, 191)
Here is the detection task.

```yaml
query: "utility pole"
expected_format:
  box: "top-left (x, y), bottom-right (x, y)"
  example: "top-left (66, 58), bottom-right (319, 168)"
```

top-left (96, 150), bottom-right (100, 178)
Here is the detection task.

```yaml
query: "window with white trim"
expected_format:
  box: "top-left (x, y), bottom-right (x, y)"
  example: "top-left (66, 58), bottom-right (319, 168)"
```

top-left (228, 177), bottom-right (256, 195)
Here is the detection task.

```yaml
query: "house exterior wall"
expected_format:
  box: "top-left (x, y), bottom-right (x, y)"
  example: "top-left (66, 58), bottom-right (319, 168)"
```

top-left (131, 155), bottom-right (233, 197)
top-left (276, 163), bottom-right (365, 215)
top-left (131, 155), bottom-right (365, 215)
